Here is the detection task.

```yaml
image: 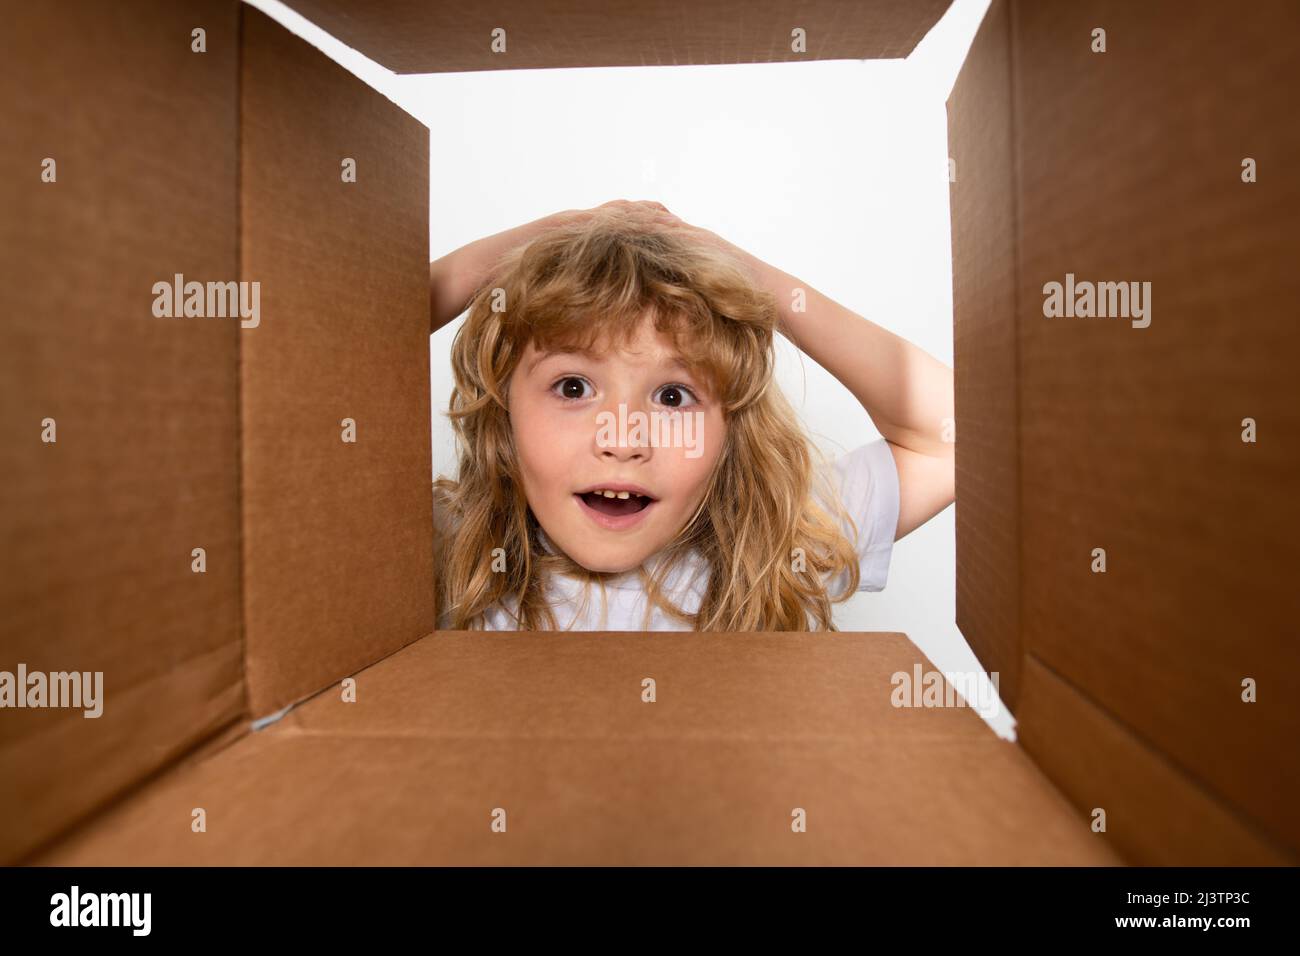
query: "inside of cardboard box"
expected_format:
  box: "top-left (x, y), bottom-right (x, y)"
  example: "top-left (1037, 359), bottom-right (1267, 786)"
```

top-left (38, 631), bottom-right (1117, 866)
top-left (7, 0), bottom-right (1297, 868)
top-left (0, 0), bottom-right (1130, 868)
top-left (241, 0), bottom-right (1298, 866)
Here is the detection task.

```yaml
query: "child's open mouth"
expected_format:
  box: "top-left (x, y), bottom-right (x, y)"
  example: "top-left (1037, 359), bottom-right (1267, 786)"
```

top-left (573, 486), bottom-right (658, 530)
top-left (578, 490), bottom-right (651, 516)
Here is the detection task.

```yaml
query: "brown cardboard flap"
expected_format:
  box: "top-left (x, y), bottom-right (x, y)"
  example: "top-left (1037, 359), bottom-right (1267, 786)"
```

top-left (275, 631), bottom-right (1004, 741)
top-left (1012, 0), bottom-right (1300, 857)
top-left (945, 0), bottom-right (1022, 708)
top-left (0, 0), bottom-right (245, 864)
top-left (280, 0), bottom-right (952, 74)
top-left (37, 632), bottom-right (1120, 865)
top-left (1018, 656), bottom-right (1294, 865)
top-left (239, 8), bottom-right (434, 718)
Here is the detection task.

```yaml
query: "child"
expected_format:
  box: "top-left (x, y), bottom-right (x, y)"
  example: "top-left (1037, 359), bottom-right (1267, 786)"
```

top-left (428, 200), bottom-right (955, 631)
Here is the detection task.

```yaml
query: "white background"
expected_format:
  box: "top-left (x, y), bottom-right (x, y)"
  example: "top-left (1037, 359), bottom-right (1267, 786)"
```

top-left (246, 0), bottom-right (1008, 736)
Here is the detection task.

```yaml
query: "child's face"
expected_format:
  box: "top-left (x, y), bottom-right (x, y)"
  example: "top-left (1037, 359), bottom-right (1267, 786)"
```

top-left (507, 319), bottom-right (726, 574)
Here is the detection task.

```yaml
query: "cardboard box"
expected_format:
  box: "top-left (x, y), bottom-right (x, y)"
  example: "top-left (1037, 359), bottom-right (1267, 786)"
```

top-left (948, 0), bottom-right (1298, 865)
top-left (2, 0), bottom-right (1295, 865)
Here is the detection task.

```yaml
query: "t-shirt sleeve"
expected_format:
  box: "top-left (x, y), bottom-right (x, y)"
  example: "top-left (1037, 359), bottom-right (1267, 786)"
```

top-left (816, 438), bottom-right (901, 593)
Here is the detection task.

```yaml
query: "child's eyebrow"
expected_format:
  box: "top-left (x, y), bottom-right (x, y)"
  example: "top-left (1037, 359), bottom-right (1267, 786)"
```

top-left (526, 347), bottom-right (597, 375)
top-left (526, 348), bottom-right (695, 377)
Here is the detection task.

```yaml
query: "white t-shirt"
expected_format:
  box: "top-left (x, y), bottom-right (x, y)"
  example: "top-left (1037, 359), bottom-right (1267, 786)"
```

top-left (454, 438), bottom-right (900, 632)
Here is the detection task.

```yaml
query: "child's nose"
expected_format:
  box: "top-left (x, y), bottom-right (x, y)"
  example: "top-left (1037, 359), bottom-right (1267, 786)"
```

top-left (601, 444), bottom-right (648, 462)
top-left (592, 398), bottom-right (654, 461)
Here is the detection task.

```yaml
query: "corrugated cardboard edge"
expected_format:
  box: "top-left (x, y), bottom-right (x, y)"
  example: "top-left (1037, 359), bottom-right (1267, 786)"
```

top-left (946, 0), bottom-right (1021, 708)
top-left (279, 0), bottom-right (954, 74)
top-left (238, 6), bottom-right (434, 718)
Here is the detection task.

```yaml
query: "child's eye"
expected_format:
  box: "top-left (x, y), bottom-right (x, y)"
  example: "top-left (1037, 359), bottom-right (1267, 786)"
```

top-left (655, 384), bottom-right (699, 409)
top-left (551, 376), bottom-right (593, 401)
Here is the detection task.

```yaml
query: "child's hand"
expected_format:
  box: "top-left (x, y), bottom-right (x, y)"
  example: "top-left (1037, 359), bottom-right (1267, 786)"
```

top-left (431, 203), bottom-right (670, 333)
top-left (430, 200), bottom-right (775, 334)
top-left (572, 199), bottom-right (769, 290)
top-left (573, 198), bottom-right (673, 222)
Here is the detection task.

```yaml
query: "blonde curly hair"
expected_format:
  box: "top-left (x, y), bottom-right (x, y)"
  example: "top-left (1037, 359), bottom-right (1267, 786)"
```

top-left (432, 207), bottom-right (863, 630)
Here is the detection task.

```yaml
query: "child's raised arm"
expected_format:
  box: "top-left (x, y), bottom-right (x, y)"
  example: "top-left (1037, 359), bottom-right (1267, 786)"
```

top-left (769, 270), bottom-right (956, 541)
top-left (429, 202), bottom-right (674, 333)
top-left (429, 209), bottom-right (580, 334)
